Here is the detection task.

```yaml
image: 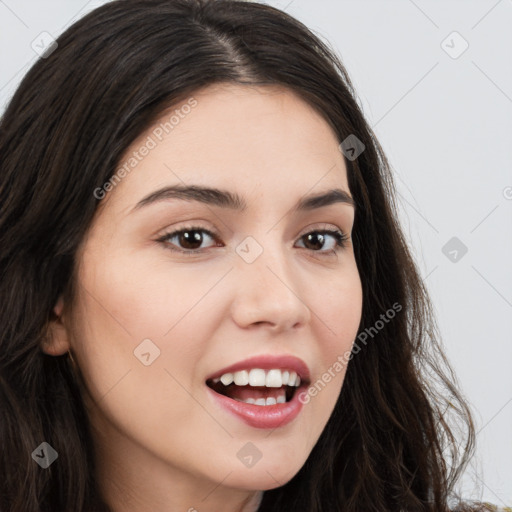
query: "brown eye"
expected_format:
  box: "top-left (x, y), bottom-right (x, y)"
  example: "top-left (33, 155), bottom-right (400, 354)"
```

top-left (158, 226), bottom-right (221, 254)
top-left (302, 232), bottom-right (326, 251)
top-left (296, 229), bottom-right (348, 253)
top-left (176, 230), bottom-right (205, 250)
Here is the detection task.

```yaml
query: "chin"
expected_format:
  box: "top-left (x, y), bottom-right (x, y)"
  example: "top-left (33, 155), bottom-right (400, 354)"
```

top-left (225, 458), bottom-right (304, 490)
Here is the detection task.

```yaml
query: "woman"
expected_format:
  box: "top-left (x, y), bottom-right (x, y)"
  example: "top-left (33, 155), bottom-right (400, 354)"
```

top-left (0, 0), bottom-right (504, 511)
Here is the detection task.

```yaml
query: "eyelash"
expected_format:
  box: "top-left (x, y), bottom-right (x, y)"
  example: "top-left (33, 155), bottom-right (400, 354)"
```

top-left (156, 224), bottom-right (349, 257)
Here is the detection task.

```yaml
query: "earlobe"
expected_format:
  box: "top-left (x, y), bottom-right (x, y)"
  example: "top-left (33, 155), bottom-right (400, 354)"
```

top-left (41, 296), bottom-right (71, 356)
top-left (53, 294), bottom-right (68, 319)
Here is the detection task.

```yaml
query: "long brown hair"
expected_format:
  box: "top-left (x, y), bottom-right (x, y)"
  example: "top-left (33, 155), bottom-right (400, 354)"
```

top-left (0, 1), bottom-right (495, 510)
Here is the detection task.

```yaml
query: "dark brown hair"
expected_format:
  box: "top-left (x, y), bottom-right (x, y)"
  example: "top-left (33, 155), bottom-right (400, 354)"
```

top-left (0, 0), bottom-right (497, 510)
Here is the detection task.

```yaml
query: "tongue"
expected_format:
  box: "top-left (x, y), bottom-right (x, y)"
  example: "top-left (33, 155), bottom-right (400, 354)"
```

top-left (224, 385), bottom-right (286, 401)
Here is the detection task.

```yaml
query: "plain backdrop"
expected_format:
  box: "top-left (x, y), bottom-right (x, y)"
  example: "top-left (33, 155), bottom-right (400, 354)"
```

top-left (1, 0), bottom-right (511, 506)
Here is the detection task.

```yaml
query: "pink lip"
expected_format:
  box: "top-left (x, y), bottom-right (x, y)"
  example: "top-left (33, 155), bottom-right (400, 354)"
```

top-left (205, 380), bottom-right (309, 429)
top-left (205, 354), bottom-right (311, 382)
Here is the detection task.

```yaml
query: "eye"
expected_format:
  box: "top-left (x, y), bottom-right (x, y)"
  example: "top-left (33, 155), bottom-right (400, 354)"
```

top-left (295, 229), bottom-right (349, 255)
top-left (157, 226), bottom-right (222, 255)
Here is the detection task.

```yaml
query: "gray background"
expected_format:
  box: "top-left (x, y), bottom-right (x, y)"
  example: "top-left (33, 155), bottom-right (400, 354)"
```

top-left (1, 0), bottom-right (510, 506)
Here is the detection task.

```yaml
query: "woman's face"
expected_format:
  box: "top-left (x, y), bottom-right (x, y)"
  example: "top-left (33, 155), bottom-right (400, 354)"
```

top-left (47, 83), bottom-right (363, 510)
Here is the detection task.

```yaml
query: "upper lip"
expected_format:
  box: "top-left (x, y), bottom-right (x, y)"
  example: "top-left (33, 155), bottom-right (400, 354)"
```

top-left (205, 354), bottom-right (311, 384)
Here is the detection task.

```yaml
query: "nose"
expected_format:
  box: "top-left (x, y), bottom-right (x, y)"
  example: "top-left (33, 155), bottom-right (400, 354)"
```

top-left (229, 238), bottom-right (311, 332)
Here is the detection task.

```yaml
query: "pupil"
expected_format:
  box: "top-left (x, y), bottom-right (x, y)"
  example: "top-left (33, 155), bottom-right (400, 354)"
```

top-left (180, 230), bottom-right (202, 249)
top-left (305, 233), bottom-right (324, 250)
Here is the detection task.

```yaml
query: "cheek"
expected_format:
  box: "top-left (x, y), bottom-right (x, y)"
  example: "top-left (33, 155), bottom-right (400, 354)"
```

top-left (309, 264), bottom-right (363, 356)
top-left (78, 241), bottom-right (224, 340)
top-left (301, 265), bottom-right (362, 414)
top-left (71, 247), bottom-right (224, 396)
top-left (68, 271), bottom-right (213, 457)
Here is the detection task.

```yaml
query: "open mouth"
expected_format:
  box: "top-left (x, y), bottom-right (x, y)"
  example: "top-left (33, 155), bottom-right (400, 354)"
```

top-left (206, 379), bottom-right (300, 405)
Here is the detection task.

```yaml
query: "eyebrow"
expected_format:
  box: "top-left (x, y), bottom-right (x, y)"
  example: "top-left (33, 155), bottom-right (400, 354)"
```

top-left (130, 184), bottom-right (355, 213)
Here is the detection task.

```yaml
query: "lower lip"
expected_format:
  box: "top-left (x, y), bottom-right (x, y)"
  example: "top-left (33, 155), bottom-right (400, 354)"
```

top-left (206, 384), bottom-right (307, 429)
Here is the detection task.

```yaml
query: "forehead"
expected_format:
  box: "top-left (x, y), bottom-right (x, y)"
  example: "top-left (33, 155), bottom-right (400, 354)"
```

top-left (101, 82), bottom-right (349, 213)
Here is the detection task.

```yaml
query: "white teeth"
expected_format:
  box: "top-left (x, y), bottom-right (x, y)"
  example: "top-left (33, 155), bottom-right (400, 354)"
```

top-left (220, 373), bottom-right (234, 386)
top-left (233, 370), bottom-right (249, 386)
top-left (216, 368), bottom-right (303, 388)
top-left (265, 369), bottom-right (282, 387)
top-left (248, 369), bottom-right (266, 387)
top-left (255, 397), bottom-right (277, 406)
top-left (234, 390), bottom-right (287, 405)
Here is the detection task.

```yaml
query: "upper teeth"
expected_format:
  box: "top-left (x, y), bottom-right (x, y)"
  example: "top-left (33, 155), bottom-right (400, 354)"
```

top-left (214, 369), bottom-right (301, 387)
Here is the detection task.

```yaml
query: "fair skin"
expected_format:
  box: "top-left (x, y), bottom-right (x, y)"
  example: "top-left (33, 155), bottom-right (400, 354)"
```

top-left (44, 83), bottom-right (363, 512)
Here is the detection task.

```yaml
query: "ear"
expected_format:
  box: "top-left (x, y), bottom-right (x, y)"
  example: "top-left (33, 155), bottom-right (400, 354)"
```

top-left (41, 295), bottom-right (71, 356)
